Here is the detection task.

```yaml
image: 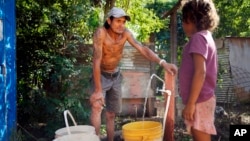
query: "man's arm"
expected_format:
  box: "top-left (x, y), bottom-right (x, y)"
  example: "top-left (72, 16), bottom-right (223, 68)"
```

top-left (126, 30), bottom-right (160, 62)
top-left (126, 29), bottom-right (177, 74)
top-left (91, 28), bottom-right (104, 105)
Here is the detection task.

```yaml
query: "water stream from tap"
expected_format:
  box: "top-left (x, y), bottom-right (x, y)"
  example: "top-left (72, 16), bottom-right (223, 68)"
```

top-left (142, 74), bottom-right (165, 121)
top-left (142, 78), bottom-right (152, 121)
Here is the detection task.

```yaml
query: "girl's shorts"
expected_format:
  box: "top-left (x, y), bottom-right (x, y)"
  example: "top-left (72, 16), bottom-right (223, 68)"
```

top-left (184, 96), bottom-right (217, 135)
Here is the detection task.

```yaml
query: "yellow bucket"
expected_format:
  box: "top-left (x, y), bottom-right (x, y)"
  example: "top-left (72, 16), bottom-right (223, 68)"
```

top-left (122, 121), bottom-right (163, 141)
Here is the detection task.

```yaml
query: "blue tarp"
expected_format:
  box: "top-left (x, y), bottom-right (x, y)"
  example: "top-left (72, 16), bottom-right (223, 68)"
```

top-left (0, 0), bottom-right (16, 140)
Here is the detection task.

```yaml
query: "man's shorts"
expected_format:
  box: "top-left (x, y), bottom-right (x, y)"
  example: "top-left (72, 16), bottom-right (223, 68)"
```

top-left (90, 69), bottom-right (123, 114)
top-left (184, 95), bottom-right (217, 135)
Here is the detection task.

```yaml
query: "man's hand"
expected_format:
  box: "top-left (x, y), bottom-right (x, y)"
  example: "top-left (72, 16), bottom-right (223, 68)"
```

top-left (162, 62), bottom-right (178, 75)
top-left (90, 91), bottom-right (105, 108)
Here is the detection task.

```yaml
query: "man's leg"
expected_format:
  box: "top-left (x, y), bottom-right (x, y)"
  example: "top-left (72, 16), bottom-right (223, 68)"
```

top-left (91, 101), bottom-right (103, 136)
top-left (106, 111), bottom-right (116, 141)
top-left (105, 73), bottom-right (122, 141)
top-left (90, 74), bottom-right (111, 137)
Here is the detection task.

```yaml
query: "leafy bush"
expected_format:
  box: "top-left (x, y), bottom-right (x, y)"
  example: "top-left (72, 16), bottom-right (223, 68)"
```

top-left (16, 0), bottom-right (97, 139)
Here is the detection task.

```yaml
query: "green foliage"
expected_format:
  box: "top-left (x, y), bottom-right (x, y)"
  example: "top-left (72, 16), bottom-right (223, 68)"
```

top-left (146, 0), bottom-right (186, 79)
top-left (16, 0), bottom-right (97, 139)
top-left (214, 0), bottom-right (250, 37)
top-left (16, 0), bottom-right (250, 139)
top-left (147, 0), bottom-right (185, 52)
top-left (116, 0), bottom-right (165, 41)
top-left (9, 129), bottom-right (25, 141)
top-left (217, 61), bottom-right (228, 88)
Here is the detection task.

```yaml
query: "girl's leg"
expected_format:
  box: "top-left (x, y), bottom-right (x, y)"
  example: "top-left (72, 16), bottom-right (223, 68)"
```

top-left (191, 127), bottom-right (211, 141)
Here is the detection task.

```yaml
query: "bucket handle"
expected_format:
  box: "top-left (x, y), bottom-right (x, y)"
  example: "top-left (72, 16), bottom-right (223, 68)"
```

top-left (64, 110), bottom-right (78, 135)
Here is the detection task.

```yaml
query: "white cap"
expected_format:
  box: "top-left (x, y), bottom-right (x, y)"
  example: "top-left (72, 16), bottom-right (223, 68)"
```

top-left (107, 7), bottom-right (131, 21)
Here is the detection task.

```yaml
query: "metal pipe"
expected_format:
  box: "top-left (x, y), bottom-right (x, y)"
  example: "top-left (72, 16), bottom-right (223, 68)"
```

top-left (149, 74), bottom-right (172, 134)
top-left (150, 74), bottom-right (165, 91)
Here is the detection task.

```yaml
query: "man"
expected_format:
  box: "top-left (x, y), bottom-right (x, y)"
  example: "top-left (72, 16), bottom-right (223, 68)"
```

top-left (90, 7), bottom-right (177, 141)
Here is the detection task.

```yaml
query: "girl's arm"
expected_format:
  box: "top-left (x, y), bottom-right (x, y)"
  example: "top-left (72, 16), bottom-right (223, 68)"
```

top-left (183, 53), bottom-right (206, 121)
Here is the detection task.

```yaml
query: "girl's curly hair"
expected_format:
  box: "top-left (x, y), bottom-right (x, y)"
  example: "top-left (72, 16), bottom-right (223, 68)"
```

top-left (182, 0), bottom-right (219, 32)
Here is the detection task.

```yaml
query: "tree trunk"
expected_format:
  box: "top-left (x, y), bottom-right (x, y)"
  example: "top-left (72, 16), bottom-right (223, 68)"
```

top-left (92, 0), bottom-right (102, 6)
top-left (104, 0), bottom-right (116, 20)
top-left (91, 0), bottom-right (116, 20)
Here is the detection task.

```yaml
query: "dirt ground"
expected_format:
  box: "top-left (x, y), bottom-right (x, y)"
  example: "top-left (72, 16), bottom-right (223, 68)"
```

top-left (17, 99), bottom-right (250, 141)
top-left (100, 102), bottom-right (250, 141)
top-left (24, 101), bottom-right (249, 141)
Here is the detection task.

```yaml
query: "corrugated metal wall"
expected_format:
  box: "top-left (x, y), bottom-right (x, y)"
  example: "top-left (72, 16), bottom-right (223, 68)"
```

top-left (120, 42), bottom-right (155, 116)
top-left (215, 39), bottom-right (236, 103)
top-left (120, 42), bottom-right (154, 99)
top-left (215, 37), bottom-right (250, 103)
top-left (120, 42), bottom-right (151, 72)
top-left (227, 37), bottom-right (250, 103)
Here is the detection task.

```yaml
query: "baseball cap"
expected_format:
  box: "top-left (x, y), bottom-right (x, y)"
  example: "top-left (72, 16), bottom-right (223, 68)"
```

top-left (107, 7), bottom-right (131, 21)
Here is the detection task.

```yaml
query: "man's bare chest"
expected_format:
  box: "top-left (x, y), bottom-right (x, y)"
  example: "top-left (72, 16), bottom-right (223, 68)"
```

top-left (102, 40), bottom-right (126, 54)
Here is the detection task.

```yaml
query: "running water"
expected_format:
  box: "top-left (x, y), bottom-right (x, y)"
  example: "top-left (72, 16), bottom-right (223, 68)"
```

top-left (142, 78), bottom-right (152, 121)
top-left (142, 73), bottom-right (172, 133)
top-left (142, 74), bottom-right (165, 121)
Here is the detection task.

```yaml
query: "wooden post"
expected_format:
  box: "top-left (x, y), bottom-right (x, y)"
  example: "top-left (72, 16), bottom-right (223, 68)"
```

top-left (162, 1), bottom-right (180, 140)
top-left (163, 72), bottom-right (175, 141)
top-left (170, 9), bottom-right (178, 64)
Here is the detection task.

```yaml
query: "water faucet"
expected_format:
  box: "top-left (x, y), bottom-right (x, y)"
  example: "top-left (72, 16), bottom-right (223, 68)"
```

top-left (149, 74), bottom-right (172, 133)
top-left (156, 87), bottom-right (171, 96)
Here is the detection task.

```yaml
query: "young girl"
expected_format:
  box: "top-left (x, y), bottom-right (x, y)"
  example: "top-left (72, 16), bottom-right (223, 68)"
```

top-left (179, 0), bottom-right (219, 141)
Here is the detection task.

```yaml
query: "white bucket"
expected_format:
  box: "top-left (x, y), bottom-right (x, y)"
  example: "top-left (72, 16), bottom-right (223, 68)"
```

top-left (53, 133), bottom-right (100, 141)
top-left (54, 110), bottom-right (96, 138)
top-left (55, 125), bottom-right (95, 138)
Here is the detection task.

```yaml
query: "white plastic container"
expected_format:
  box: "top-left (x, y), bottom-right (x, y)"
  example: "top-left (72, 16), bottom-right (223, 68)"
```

top-left (54, 110), bottom-right (96, 138)
top-left (53, 133), bottom-right (100, 141)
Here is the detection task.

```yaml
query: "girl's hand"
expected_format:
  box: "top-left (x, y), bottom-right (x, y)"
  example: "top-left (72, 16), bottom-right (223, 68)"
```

top-left (182, 103), bottom-right (195, 121)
